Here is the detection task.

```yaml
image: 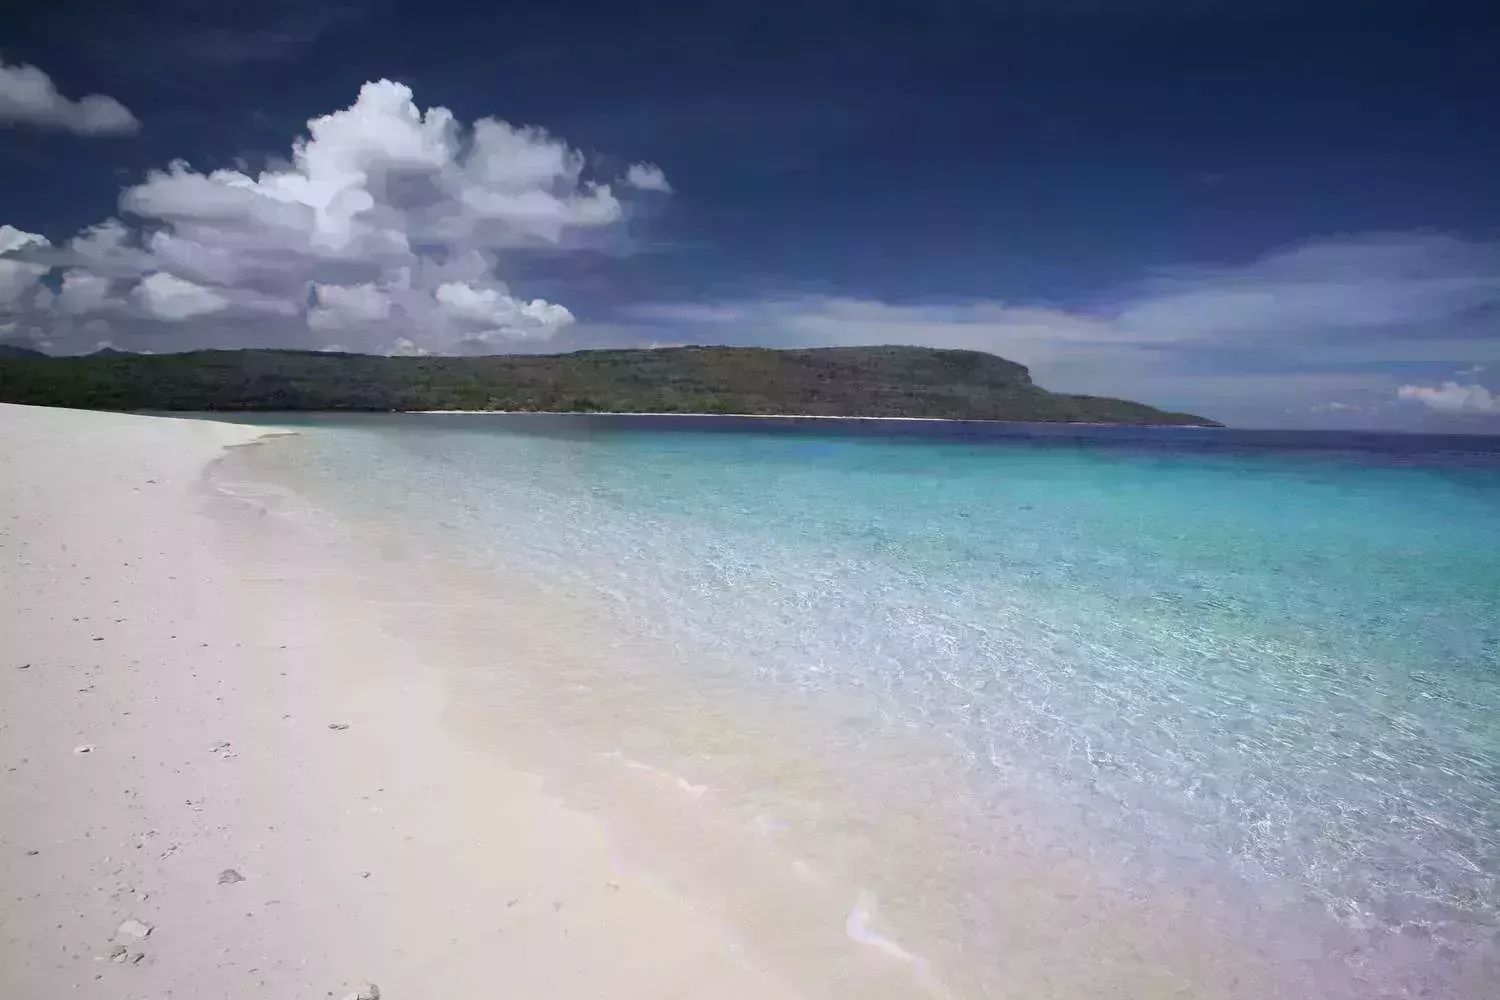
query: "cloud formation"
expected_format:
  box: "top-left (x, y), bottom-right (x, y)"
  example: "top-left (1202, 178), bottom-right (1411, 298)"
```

top-left (1397, 382), bottom-right (1500, 415)
top-left (1114, 233), bottom-right (1500, 340)
top-left (1309, 401), bottom-right (1372, 414)
top-left (135, 273), bottom-right (229, 321)
top-left (0, 61), bottom-right (139, 135)
top-left (0, 225), bottom-right (51, 308)
top-left (0, 79), bottom-right (666, 354)
top-left (624, 163), bottom-right (673, 193)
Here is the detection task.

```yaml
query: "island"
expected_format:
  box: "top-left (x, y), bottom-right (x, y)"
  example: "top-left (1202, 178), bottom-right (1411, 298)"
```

top-left (0, 345), bottom-right (1219, 425)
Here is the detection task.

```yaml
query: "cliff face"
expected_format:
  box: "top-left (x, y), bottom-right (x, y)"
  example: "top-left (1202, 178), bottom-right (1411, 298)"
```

top-left (0, 345), bottom-right (1220, 426)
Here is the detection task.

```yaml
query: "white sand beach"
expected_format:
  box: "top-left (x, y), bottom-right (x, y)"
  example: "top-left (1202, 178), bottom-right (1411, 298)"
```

top-left (0, 404), bottom-right (823, 1000)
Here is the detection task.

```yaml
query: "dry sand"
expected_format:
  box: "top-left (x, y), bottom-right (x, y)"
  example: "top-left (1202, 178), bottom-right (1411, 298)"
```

top-left (0, 404), bottom-right (814, 999)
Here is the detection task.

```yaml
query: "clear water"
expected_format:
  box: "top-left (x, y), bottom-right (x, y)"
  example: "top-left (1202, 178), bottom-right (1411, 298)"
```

top-left (227, 415), bottom-right (1500, 997)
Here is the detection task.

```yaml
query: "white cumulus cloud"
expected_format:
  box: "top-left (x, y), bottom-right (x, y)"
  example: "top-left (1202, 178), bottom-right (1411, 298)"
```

top-left (55, 271), bottom-right (114, 314)
top-left (434, 282), bottom-right (574, 339)
top-left (308, 282), bottom-right (391, 330)
top-left (135, 273), bottom-right (229, 320)
top-left (624, 162), bottom-right (673, 193)
top-left (0, 225), bottom-right (47, 254)
top-left (0, 60), bottom-right (139, 135)
top-left (1, 226), bottom-right (50, 305)
top-left (387, 337), bottom-right (430, 356)
top-left (0, 79), bottom-right (667, 354)
top-left (1397, 382), bottom-right (1500, 415)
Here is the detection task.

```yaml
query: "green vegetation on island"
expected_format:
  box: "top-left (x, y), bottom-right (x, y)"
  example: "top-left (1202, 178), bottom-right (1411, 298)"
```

top-left (0, 345), bottom-right (1219, 425)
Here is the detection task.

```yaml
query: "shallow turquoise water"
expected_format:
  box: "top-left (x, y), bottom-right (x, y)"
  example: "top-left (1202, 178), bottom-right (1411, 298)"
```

top-left (236, 415), bottom-right (1500, 995)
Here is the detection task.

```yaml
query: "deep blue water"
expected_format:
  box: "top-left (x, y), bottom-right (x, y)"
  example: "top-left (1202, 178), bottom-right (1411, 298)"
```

top-left (231, 415), bottom-right (1500, 997)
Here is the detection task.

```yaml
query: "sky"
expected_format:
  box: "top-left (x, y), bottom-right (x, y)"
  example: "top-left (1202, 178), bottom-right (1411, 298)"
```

top-left (1, 0), bottom-right (1497, 428)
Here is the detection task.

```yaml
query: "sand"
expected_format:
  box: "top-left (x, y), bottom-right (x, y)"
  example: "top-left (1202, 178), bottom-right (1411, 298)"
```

top-left (0, 404), bottom-right (812, 1000)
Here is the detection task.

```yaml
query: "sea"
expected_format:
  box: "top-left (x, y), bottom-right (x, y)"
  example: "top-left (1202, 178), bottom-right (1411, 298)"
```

top-left (215, 414), bottom-right (1500, 999)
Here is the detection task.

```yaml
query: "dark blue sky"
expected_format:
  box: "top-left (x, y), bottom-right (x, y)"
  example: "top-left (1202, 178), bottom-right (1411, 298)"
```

top-left (2, 0), bottom-right (1498, 426)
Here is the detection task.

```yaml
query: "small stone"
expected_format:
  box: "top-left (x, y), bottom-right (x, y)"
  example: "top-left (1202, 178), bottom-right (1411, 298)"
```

top-left (109, 946), bottom-right (128, 963)
top-left (217, 868), bottom-right (246, 885)
top-left (341, 982), bottom-right (380, 1000)
top-left (130, 952), bottom-right (145, 964)
top-left (73, 744), bottom-right (95, 755)
top-left (17, 663), bottom-right (29, 669)
top-left (115, 918), bottom-right (152, 940)
top-left (358, 871), bottom-right (372, 879)
top-left (25, 850), bottom-right (39, 856)
top-left (327, 722), bottom-right (350, 731)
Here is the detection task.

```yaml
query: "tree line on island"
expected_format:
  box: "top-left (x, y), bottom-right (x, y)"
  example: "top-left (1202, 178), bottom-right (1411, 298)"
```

top-left (0, 344), bottom-right (1219, 425)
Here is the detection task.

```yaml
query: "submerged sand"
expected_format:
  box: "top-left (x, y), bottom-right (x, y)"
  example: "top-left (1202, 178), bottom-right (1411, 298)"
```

top-left (0, 404), bottom-right (843, 999)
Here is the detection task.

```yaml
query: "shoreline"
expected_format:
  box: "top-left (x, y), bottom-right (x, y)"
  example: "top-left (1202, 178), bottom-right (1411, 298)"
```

top-left (216, 410), bottom-right (1389, 1000)
top-left (0, 404), bottom-right (858, 999)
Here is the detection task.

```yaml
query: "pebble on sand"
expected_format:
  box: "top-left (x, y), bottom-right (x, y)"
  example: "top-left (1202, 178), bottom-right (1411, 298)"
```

top-left (342, 982), bottom-right (380, 1000)
top-left (73, 744), bottom-right (95, 754)
top-left (115, 918), bottom-right (153, 940)
top-left (217, 868), bottom-right (246, 885)
top-left (328, 722), bottom-right (351, 731)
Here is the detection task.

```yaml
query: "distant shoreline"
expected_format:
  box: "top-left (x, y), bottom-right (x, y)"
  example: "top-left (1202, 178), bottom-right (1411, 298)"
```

top-left (407, 410), bottom-right (1227, 429)
top-left (0, 345), bottom-right (1221, 426)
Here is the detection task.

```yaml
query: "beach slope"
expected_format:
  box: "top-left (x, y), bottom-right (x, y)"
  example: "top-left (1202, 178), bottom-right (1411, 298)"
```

top-left (0, 404), bottom-right (799, 999)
